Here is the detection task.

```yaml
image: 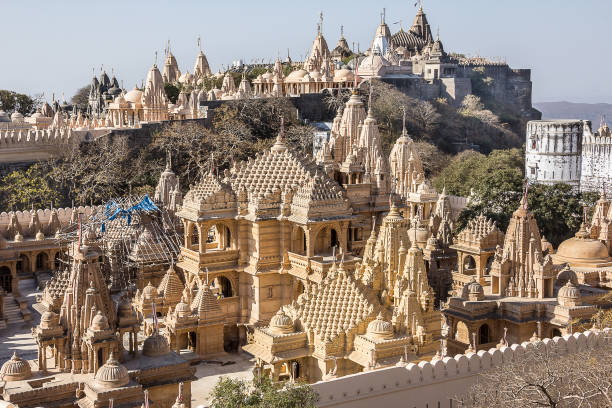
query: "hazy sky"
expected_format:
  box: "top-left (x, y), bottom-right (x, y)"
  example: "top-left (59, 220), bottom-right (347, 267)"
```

top-left (1, 0), bottom-right (610, 104)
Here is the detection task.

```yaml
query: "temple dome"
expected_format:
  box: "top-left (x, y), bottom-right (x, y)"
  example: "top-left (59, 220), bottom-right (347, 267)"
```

top-left (466, 277), bottom-right (485, 301)
top-left (286, 69), bottom-right (308, 80)
top-left (553, 224), bottom-right (612, 267)
top-left (142, 282), bottom-right (158, 300)
top-left (366, 312), bottom-right (393, 340)
top-left (124, 87), bottom-right (143, 103)
top-left (558, 281), bottom-right (581, 307)
top-left (0, 352), bottom-right (32, 381)
top-left (40, 311), bottom-right (58, 329)
top-left (333, 68), bottom-right (354, 82)
top-left (90, 310), bottom-right (109, 331)
top-left (142, 332), bottom-right (170, 357)
top-left (175, 299), bottom-right (190, 318)
top-left (268, 309), bottom-right (294, 335)
top-left (94, 353), bottom-right (129, 389)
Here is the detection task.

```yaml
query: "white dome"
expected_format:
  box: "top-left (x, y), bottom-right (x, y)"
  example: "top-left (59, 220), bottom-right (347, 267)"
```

top-left (366, 312), bottom-right (393, 340)
top-left (286, 69), bottom-right (308, 80)
top-left (124, 87), bottom-right (143, 103)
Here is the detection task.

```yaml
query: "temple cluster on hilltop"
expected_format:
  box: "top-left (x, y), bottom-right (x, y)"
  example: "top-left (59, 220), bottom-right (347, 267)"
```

top-left (0, 81), bottom-right (610, 399)
top-left (0, 2), bottom-right (537, 157)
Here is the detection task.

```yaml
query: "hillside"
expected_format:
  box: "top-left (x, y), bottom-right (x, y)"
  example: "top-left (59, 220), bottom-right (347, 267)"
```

top-left (534, 101), bottom-right (612, 125)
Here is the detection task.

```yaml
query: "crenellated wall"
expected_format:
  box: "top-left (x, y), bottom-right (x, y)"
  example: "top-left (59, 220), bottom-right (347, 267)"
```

top-left (0, 206), bottom-right (98, 239)
top-left (312, 329), bottom-right (611, 408)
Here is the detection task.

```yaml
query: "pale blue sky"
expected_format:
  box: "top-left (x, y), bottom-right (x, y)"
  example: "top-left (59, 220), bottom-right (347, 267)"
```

top-left (0, 0), bottom-right (609, 104)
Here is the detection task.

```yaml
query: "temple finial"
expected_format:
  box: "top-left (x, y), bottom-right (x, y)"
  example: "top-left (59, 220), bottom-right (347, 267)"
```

top-left (197, 35), bottom-right (201, 51)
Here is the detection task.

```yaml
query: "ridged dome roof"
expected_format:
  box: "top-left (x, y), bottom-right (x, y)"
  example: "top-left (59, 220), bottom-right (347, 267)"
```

top-left (366, 312), bottom-right (393, 340)
top-left (124, 87), bottom-right (143, 104)
top-left (94, 353), bottom-right (129, 389)
top-left (40, 311), bottom-right (58, 329)
top-left (1, 352), bottom-right (32, 381)
top-left (174, 297), bottom-right (191, 318)
top-left (90, 310), bottom-right (109, 331)
top-left (142, 282), bottom-right (158, 300)
top-left (558, 281), bottom-right (581, 301)
top-left (142, 332), bottom-right (170, 357)
top-left (269, 309), bottom-right (294, 335)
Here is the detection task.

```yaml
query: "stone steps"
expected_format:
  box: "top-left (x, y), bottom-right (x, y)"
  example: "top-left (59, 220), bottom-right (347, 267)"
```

top-left (3, 294), bottom-right (26, 325)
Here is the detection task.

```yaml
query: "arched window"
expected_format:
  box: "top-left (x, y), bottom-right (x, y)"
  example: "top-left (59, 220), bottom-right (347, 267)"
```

top-left (16, 254), bottom-right (29, 274)
top-left (292, 227), bottom-right (307, 255)
top-left (214, 276), bottom-right (233, 298)
top-left (330, 229), bottom-right (338, 249)
top-left (191, 225), bottom-right (199, 249)
top-left (552, 328), bottom-right (562, 338)
top-left (36, 253), bottom-right (48, 271)
top-left (463, 255), bottom-right (476, 274)
top-left (484, 255), bottom-right (494, 275)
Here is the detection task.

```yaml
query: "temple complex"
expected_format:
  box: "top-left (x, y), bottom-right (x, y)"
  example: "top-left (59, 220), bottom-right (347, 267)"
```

top-left (170, 88), bottom-right (467, 382)
top-left (443, 196), bottom-right (612, 355)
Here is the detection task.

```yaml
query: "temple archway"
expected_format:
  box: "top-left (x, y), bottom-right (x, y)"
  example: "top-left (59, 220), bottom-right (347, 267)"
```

top-left (35, 252), bottom-right (49, 272)
top-left (463, 255), bottom-right (476, 274)
top-left (213, 275), bottom-right (233, 298)
top-left (0, 267), bottom-right (12, 293)
top-left (190, 224), bottom-right (199, 250)
top-left (551, 328), bottom-right (562, 338)
top-left (314, 226), bottom-right (339, 255)
top-left (291, 226), bottom-right (307, 255)
top-left (16, 254), bottom-right (29, 275)
top-left (479, 324), bottom-right (490, 345)
top-left (484, 255), bottom-right (494, 275)
top-left (454, 321), bottom-right (469, 343)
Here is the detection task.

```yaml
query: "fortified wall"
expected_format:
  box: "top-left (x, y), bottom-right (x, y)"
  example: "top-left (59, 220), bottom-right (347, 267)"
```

top-left (456, 63), bottom-right (541, 120)
top-left (0, 128), bottom-right (105, 166)
top-left (312, 329), bottom-right (611, 408)
top-left (526, 119), bottom-right (612, 192)
top-left (0, 118), bottom-right (209, 173)
top-left (0, 206), bottom-right (97, 238)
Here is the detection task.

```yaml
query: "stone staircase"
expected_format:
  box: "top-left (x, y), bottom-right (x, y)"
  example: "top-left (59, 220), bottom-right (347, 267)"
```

top-left (4, 294), bottom-right (25, 326)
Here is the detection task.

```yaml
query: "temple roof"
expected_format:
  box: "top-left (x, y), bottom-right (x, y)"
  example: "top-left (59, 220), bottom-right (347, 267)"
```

top-left (391, 28), bottom-right (426, 51)
top-left (293, 261), bottom-right (377, 342)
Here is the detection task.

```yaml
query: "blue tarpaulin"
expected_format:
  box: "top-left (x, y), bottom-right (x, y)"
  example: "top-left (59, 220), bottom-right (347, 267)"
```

top-left (101, 195), bottom-right (159, 232)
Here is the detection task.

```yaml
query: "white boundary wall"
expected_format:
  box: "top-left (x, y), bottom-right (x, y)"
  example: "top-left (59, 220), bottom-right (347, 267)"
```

top-left (313, 329), bottom-right (612, 408)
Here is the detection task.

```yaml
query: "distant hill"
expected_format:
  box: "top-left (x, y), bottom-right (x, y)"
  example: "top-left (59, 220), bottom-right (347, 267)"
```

top-left (534, 101), bottom-right (612, 126)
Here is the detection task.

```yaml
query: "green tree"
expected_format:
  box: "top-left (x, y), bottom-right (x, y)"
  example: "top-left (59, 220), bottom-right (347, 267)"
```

top-left (0, 90), bottom-right (36, 115)
top-left (71, 85), bottom-right (90, 111)
top-left (0, 164), bottom-right (59, 211)
top-left (164, 83), bottom-right (181, 103)
top-left (440, 148), bottom-right (598, 245)
top-left (209, 376), bottom-right (318, 408)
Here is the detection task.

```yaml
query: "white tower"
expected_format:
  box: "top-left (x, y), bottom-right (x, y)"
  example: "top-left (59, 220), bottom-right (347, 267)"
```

top-left (525, 120), bottom-right (585, 189)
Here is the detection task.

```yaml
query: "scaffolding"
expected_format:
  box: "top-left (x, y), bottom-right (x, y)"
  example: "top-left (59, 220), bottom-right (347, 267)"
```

top-left (53, 195), bottom-right (182, 291)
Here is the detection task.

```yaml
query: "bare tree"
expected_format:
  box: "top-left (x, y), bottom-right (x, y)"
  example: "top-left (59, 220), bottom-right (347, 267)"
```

top-left (323, 88), bottom-right (352, 112)
top-left (455, 341), bottom-right (612, 408)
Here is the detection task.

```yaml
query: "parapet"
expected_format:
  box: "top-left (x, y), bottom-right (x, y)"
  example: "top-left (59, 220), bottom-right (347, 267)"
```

top-left (313, 329), bottom-right (611, 408)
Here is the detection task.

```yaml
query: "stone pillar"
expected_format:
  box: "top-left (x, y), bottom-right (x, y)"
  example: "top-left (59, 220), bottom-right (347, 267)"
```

top-left (198, 224), bottom-right (206, 254)
top-left (38, 345), bottom-right (43, 371)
